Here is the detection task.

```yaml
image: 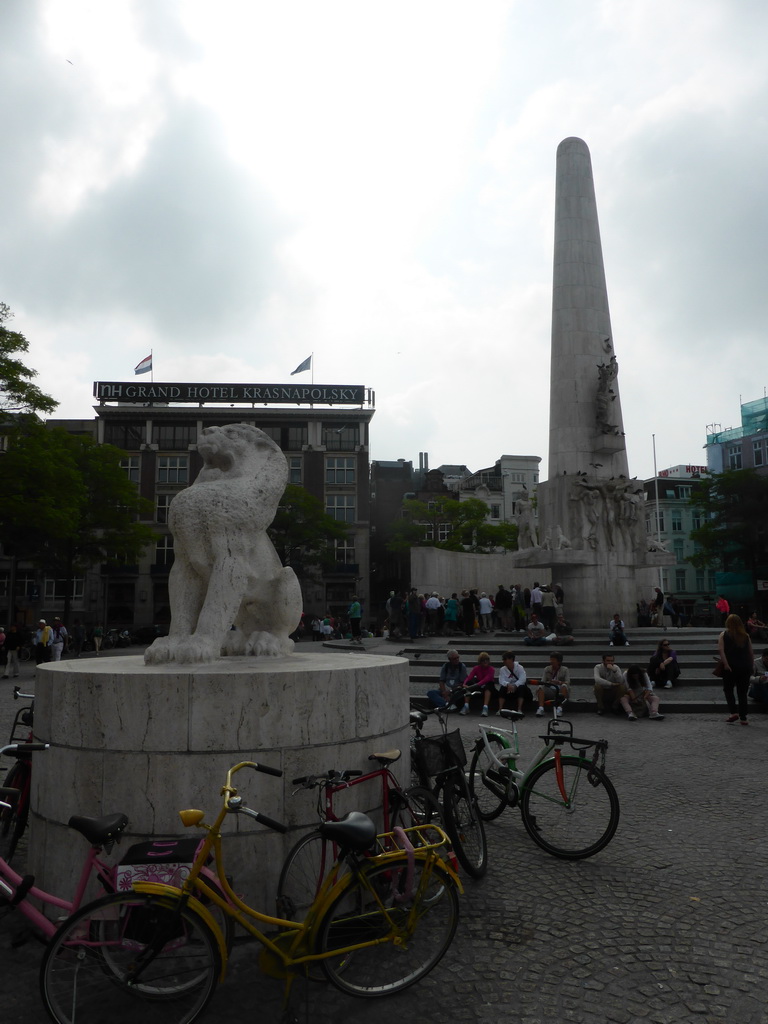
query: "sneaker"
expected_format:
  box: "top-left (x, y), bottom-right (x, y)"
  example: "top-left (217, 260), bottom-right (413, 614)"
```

top-left (495, 710), bottom-right (503, 717)
top-left (740, 719), bottom-right (749, 726)
top-left (649, 712), bottom-right (665, 720)
top-left (555, 706), bottom-right (563, 717)
top-left (536, 707), bottom-right (545, 717)
top-left (608, 641), bottom-right (613, 646)
top-left (481, 706), bottom-right (489, 717)
top-left (459, 705), bottom-right (469, 716)
top-left (624, 642), bottom-right (630, 647)
top-left (664, 681), bottom-right (673, 688)
top-left (725, 714), bottom-right (739, 723)
top-left (627, 713), bottom-right (637, 721)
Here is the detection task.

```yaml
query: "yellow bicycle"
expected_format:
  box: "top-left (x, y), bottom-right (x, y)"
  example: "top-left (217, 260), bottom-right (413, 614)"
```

top-left (40, 759), bottom-right (462, 1024)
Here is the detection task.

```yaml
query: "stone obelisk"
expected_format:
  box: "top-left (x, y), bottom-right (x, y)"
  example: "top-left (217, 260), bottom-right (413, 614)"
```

top-left (531, 138), bottom-right (671, 625)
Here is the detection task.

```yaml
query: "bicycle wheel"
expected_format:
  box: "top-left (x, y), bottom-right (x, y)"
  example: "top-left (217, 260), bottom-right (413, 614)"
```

top-left (0, 760), bottom-right (29, 863)
top-left (441, 776), bottom-right (487, 879)
top-left (40, 891), bottom-right (220, 1024)
top-left (317, 855), bottom-right (459, 997)
top-left (520, 755), bottom-right (620, 859)
top-left (276, 831), bottom-right (335, 922)
top-left (468, 735), bottom-right (511, 822)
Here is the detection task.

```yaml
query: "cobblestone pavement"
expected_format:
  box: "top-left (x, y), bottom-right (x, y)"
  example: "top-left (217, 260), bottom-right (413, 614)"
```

top-left (2, 664), bottom-right (768, 1022)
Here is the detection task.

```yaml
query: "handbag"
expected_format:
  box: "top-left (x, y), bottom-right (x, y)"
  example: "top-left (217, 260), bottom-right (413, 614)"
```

top-left (712, 658), bottom-right (725, 678)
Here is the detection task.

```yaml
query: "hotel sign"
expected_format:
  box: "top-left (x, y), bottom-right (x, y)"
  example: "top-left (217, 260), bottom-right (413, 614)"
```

top-left (94, 382), bottom-right (366, 405)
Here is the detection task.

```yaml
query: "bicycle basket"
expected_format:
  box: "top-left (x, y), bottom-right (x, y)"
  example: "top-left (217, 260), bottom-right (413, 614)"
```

top-left (413, 729), bottom-right (467, 777)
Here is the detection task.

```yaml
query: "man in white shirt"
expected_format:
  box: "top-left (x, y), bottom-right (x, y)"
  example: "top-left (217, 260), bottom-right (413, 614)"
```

top-left (593, 652), bottom-right (627, 714)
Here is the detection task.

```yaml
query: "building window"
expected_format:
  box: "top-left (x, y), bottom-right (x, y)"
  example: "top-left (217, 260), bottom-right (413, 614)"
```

top-left (695, 570), bottom-right (705, 591)
top-left (157, 456), bottom-right (188, 484)
top-left (152, 423), bottom-right (197, 450)
top-left (754, 440), bottom-right (764, 467)
top-left (728, 445), bottom-right (742, 470)
top-left (155, 535), bottom-right (174, 567)
top-left (653, 511), bottom-right (665, 533)
top-left (104, 422), bottom-right (144, 450)
top-left (120, 457), bottom-right (140, 483)
top-left (322, 424), bottom-right (358, 450)
top-left (423, 524), bottom-right (434, 541)
top-left (490, 504), bottom-right (501, 520)
top-left (691, 511), bottom-right (702, 531)
top-left (671, 510), bottom-right (683, 532)
top-left (45, 577), bottom-right (84, 600)
top-left (326, 495), bottom-right (356, 522)
top-left (286, 425), bottom-right (308, 450)
top-left (257, 425), bottom-right (281, 444)
top-left (673, 539), bottom-right (685, 562)
top-left (334, 539), bottom-right (356, 564)
top-left (156, 494), bottom-right (174, 524)
top-left (437, 523), bottom-right (452, 542)
top-left (326, 457), bottom-right (356, 484)
top-left (677, 485), bottom-right (691, 499)
top-left (289, 457), bottom-right (302, 484)
top-left (708, 571), bottom-right (717, 591)
top-left (675, 570), bottom-right (687, 592)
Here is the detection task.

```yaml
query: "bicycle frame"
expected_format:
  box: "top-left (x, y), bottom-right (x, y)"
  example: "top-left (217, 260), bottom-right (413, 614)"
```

top-left (475, 714), bottom-right (608, 805)
top-left (132, 760), bottom-right (460, 981)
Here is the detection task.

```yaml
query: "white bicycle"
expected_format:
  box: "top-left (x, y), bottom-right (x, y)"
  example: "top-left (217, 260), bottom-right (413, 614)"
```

top-left (467, 705), bottom-right (620, 859)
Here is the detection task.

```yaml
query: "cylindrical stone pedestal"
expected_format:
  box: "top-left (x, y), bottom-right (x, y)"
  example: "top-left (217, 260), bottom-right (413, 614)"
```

top-left (30, 651), bottom-right (409, 908)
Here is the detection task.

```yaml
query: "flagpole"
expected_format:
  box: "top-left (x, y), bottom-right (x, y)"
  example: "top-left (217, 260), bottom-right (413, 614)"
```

top-left (150, 349), bottom-right (154, 383)
top-left (311, 351), bottom-right (314, 385)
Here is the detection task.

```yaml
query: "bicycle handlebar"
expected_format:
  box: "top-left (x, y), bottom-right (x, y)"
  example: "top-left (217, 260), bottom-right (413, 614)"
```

top-left (1, 742), bottom-right (48, 757)
top-left (225, 795), bottom-right (288, 833)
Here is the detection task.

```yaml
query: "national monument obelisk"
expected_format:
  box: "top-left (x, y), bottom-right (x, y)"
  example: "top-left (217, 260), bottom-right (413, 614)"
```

top-left (530, 137), bottom-right (672, 625)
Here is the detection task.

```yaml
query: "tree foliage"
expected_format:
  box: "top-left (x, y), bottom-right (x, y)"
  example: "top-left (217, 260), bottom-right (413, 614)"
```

top-left (689, 469), bottom-right (768, 577)
top-left (387, 496), bottom-right (518, 554)
top-left (0, 303), bottom-right (58, 415)
top-left (268, 484), bottom-right (350, 582)
top-left (0, 422), bottom-right (157, 617)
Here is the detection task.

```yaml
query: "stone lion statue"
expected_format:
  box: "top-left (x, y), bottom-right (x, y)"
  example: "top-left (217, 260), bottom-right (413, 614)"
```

top-left (145, 423), bottom-right (302, 665)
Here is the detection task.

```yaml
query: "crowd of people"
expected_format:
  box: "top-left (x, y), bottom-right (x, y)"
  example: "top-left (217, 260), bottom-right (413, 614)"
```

top-left (384, 583), bottom-right (568, 641)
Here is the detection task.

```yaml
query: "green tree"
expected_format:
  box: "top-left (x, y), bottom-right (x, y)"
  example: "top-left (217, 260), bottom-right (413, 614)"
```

top-left (0, 423), bottom-right (157, 620)
top-left (689, 469), bottom-right (768, 584)
top-left (387, 496), bottom-right (518, 554)
top-left (268, 484), bottom-right (350, 585)
top-left (0, 303), bottom-right (58, 414)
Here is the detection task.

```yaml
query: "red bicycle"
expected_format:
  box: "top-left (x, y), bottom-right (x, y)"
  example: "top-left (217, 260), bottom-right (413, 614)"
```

top-left (276, 749), bottom-right (443, 924)
top-left (0, 688), bottom-right (36, 862)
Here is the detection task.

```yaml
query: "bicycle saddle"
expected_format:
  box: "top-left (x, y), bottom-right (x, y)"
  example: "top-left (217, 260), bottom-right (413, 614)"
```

top-left (68, 812), bottom-right (129, 846)
top-left (319, 811), bottom-right (377, 852)
top-left (499, 709), bottom-right (524, 720)
top-left (368, 749), bottom-right (401, 766)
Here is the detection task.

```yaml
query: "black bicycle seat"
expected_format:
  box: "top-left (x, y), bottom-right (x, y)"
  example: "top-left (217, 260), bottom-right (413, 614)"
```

top-left (68, 812), bottom-right (129, 846)
top-left (499, 709), bottom-right (524, 720)
top-left (320, 811), bottom-right (377, 852)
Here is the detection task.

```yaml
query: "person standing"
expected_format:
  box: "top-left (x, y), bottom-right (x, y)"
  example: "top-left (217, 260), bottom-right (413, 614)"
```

top-left (347, 596), bottom-right (362, 644)
top-left (478, 593), bottom-right (493, 633)
top-left (494, 585), bottom-right (512, 631)
top-left (2, 624), bottom-right (21, 678)
top-left (443, 593), bottom-right (460, 635)
top-left (651, 588), bottom-right (665, 627)
top-left (51, 616), bottom-right (68, 661)
top-left (92, 623), bottom-right (104, 655)
top-left (530, 581), bottom-right (543, 618)
top-left (719, 614), bottom-right (754, 725)
top-left (460, 590), bottom-right (476, 637)
top-left (425, 593), bottom-right (442, 635)
top-left (406, 589), bottom-right (421, 641)
top-left (540, 587), bottom-right (557, 631)
top-left (715, 595), bottom-right (731, 626)
top-left (35, 619), bottom-right (53, 664)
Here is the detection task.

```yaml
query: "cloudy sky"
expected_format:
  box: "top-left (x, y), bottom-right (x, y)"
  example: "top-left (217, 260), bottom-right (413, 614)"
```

top-left (3, 0), bottom-right (767, 482)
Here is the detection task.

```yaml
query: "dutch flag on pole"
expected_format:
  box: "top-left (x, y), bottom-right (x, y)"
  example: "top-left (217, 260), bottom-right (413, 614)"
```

top-left (134, 354), bottom-right (153, 375)
top-left (290, 355), bottom-right (312, 376)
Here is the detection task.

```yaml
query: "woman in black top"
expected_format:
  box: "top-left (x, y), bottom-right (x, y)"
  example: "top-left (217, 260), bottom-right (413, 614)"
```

top-left (718, 614), bottom-right (754, 724)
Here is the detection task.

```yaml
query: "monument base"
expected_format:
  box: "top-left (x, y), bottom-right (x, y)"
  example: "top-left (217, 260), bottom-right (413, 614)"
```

top-left (30, 651), bottom-right (409, 909)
